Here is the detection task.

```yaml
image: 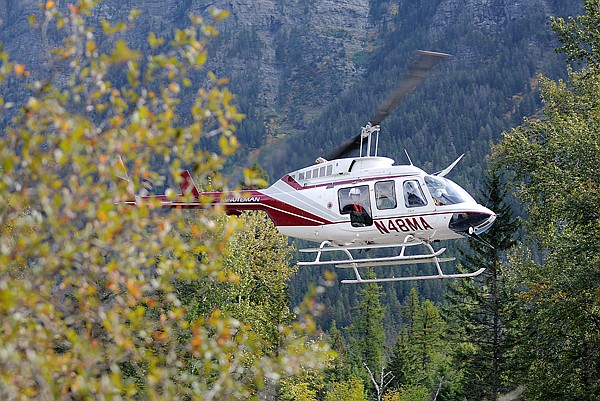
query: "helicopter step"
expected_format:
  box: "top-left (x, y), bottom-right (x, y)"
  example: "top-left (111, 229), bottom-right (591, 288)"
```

top-left (298, 236), bottom-right (484, 283)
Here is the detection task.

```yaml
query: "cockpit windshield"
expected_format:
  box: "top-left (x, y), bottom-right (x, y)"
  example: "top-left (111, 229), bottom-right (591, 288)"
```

top-left (425, 175), bottom-right (475, 206)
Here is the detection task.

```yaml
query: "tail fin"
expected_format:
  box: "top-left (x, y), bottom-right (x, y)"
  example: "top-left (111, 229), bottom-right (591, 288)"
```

top-left (179, 170), bottom-right (200, 197)
top-left (115, 155), bottom-right (137, 197)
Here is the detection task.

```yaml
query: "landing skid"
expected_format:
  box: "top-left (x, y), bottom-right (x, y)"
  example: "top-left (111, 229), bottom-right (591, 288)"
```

top-left (298, 236), bottom-right (484, 284)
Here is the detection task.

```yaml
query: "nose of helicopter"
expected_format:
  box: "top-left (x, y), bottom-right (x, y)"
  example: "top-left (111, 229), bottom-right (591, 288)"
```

top-left (449, 210), bottom-right (496, 236)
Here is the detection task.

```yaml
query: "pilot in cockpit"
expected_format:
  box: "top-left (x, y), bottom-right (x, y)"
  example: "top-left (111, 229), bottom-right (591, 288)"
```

top-left (432, 189), bottom-right (445, 206)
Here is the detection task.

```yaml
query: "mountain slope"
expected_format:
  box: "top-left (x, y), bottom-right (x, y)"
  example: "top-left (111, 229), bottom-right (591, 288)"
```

top-left (0, 0), bottom-right (584, 332)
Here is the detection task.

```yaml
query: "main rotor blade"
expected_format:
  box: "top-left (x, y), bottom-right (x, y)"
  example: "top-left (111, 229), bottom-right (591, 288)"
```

top-left (369, 50), bottom-right (449, 126)
top-left (327, 50), bottom-right (449, 160)
top-left (326, 134), bottom-right (363, 160)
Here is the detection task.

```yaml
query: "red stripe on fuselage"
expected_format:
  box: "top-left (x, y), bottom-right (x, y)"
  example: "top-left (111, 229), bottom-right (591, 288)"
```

top-left (130, 190), bottom-right (332, 227)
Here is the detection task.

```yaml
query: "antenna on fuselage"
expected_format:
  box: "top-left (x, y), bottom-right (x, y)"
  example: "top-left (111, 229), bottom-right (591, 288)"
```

top-left (404, 149), bottom-right (414, 166)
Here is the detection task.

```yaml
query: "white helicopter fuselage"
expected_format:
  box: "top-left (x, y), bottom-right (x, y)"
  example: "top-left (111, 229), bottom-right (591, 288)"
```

top-left (124, 154), bottom-right (496, 283)
top-left (220, 156), bottom-right (495, 246)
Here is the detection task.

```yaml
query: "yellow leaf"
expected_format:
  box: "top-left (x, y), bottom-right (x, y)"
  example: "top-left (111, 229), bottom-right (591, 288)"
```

top-left (45, 1), bottom-right (55, 9)
top-left (86, 41), bottom-right (96, 54)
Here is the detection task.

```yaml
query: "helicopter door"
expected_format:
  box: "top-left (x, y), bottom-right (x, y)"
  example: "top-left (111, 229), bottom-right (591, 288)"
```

top-left (338, 185), bottom-right (373, 227)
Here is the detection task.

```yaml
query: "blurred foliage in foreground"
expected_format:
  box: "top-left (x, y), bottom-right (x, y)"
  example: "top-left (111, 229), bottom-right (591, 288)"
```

top-left (0, 1), bottom-right (329, 399)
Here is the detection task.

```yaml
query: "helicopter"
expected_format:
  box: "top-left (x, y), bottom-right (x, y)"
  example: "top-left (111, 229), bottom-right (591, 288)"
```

top-left (122, 50), bottom-right (496, 284)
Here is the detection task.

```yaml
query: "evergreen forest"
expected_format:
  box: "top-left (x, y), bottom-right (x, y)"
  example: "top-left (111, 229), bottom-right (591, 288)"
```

top-left (0, 0), bottom-right (598, 400)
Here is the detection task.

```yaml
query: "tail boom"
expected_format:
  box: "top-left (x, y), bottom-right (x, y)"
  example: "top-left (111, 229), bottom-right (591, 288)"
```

top-left (123, 171), bottom-right (332, 227)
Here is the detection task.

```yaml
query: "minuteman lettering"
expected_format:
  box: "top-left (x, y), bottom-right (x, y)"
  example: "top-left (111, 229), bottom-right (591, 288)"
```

top-left (374, 217), bottom-right (433, 234)
top-left (225, 196), bottom-right (261, 203)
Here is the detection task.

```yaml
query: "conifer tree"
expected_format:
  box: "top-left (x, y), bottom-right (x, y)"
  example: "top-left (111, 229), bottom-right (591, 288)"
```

top-left (325, 320), bottom-right (351, 382)
top-left (346, 271), bottom-right (385, 385)
top-left (494, 2), bottom-right (600, 398)
top-left (444, 169), bottom-right (520, 401)
top-left (390, 287), bottom-right (419, 386)
top-left (390, 288), bottom-right (447, 394)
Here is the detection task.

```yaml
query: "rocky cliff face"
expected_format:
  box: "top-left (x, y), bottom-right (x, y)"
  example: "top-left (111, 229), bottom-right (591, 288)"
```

top-left (427, 0), bottom-right (564, 67)
top-left (0, 0), bottom-right (575, 98)
top-left (0, 0), bottom-right (581, 168)
top-left (204, 0), bottom-right (372, 115)
top-left (433, 0), bottom-right (533, 32)
top-left (0, 0), bottom-right (372, 114)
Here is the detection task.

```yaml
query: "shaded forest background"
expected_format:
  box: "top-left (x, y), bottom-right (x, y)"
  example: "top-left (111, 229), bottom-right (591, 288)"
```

top-left (207, 0), bottom-right (584, 335)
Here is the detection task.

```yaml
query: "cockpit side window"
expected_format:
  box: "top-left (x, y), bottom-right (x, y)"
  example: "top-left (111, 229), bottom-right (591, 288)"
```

top-left (403, 180), bottom-right (427, 208)
top-left (375, 180), bottom-right (397, 210)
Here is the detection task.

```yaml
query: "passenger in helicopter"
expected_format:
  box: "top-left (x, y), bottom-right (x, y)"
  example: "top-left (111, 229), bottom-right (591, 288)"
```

top-left (377, 194), bottom-right (395, 209)
top-left (342, 187), bottom-right (373, 227)
top-left (403, 180), bottom-right (427, 207)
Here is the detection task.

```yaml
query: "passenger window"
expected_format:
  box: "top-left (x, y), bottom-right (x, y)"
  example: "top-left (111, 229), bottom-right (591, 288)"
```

top-left (338, 185), bottom-right (373, 227)
top-left (375, 180), bottom-right (397, 210)
top-left (403, 180), bottom-right (427, 207)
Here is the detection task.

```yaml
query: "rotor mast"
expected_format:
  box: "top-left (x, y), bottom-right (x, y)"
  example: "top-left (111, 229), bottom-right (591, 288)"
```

top-left (359, 123), bottom-right (380, 157)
